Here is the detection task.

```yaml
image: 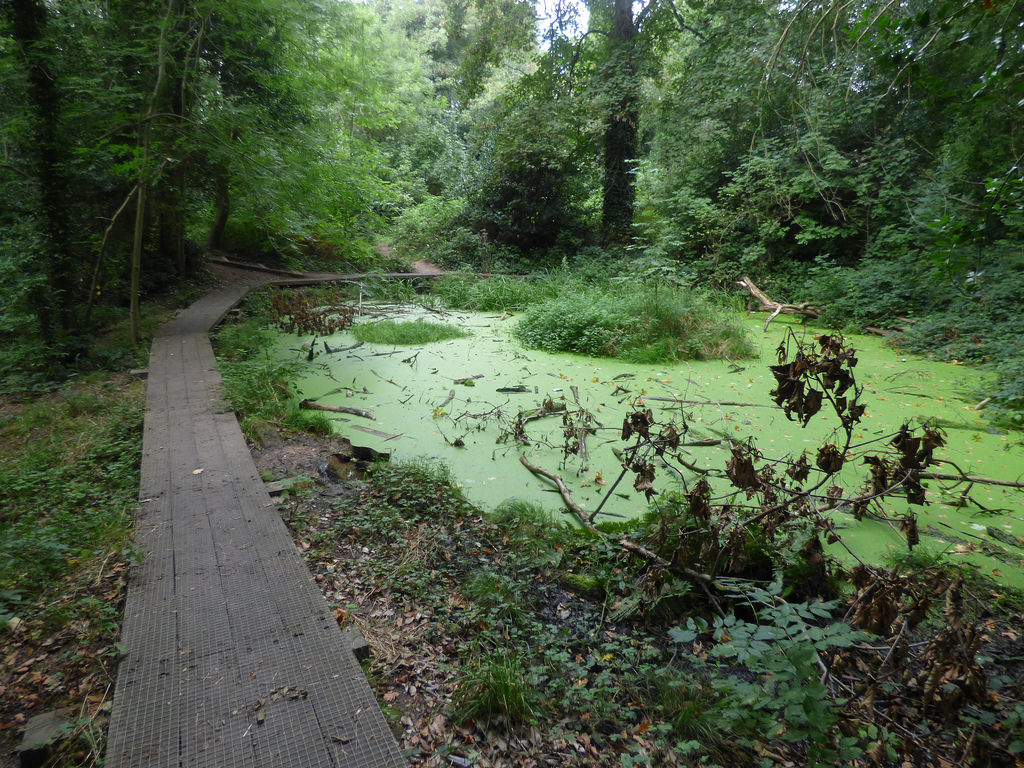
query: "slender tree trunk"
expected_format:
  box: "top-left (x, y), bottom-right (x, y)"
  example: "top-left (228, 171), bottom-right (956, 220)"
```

top-left (130, 0), bottom-right (176, 344)
top-left (130, 156), bottom-right (148, 346)
top-left (601, 0), bottom-right (639, 246)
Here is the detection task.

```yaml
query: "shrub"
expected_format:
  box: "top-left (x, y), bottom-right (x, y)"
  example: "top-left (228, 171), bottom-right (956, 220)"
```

top-left (514, 283), bottom-right (754, 362)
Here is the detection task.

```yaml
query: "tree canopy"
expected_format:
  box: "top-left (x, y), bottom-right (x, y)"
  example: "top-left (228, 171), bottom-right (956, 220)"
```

top-left (2, 0), bottom-right (1022, 417)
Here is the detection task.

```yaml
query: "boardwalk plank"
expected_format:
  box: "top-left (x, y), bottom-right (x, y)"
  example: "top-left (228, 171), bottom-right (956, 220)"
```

top-left (107, 281), bottom-right (406, 768)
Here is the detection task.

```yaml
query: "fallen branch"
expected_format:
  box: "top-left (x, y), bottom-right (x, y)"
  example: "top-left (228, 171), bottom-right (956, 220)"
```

top-left (619, 540), bottom-right (725, 617)
top-left (420, 303), bottom-right (450, 316)
top-left (438, 389), bottom-right (456, 409)
top-left (737, 276), bottom-right (821, 332)
top-left (454, 374), bottom-right (484, 385)
top-left (330, 341), bottom-right (363, 354)
top-left (922, 471), bottom-right (1024, 490)
top-left (520, 456), bottom-right (727, 613)
top-left (638, 396), bottom-right (780, 409)
top-left (299, 399), bottom-right (375, 420)
top-left (519, 455), bottom-right (597, 533)
top-left (520, 400), bottom-right (568, 423)
top-left (350, 424), bottom-right (402, 440)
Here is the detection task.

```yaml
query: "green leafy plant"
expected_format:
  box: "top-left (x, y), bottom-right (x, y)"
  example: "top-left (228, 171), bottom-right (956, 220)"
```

top-left (669, 585), bottom-right (868, 766)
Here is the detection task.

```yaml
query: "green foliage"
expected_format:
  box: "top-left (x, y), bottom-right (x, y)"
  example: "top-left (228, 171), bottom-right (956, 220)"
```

top-left (431, 273), bottom-right (561, 312)
top-left (668, 586), bottom-right (870, 765)
top-left (0, 380), bottom-right (143, 611)
top-left (351, 319), bottom-right (470, 345)
top-left (366, 457), bottom-right (474, 522)
top-left (452, 647), bottom-right (538, 726)
top-left (514, 283), bottom-right (754, 363)
top-left (387, 197), bottom-right (477, 267)
top-left (461, 92), bottom-right (594, 255)
top-left (1, 0), bottom-right (400, 368)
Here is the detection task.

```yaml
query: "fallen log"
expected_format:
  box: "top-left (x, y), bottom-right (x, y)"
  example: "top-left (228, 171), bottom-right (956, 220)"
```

top-left (299, 399), bottom-right (375, 420)
top-left (737, 276), bottom-right (821, 332)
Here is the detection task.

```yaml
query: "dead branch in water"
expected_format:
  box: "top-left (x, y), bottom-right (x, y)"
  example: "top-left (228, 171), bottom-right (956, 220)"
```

top-left (299, 399), bottom-right (375, 420)
top-left (519, 455), bottom-right (595, 532)
top-left (737, 276), bottom-right (821, 331)
top-left (922, 470), bottom-right (1024, 490)
top-left (438, 389), bottom-right (456, 409)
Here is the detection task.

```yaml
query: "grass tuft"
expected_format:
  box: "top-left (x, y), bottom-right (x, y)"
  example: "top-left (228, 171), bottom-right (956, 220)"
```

top-left (352, 319), bottom-right (470, 345)
top-left (452, 648), bottom-right (537, 727)
top-left (432, 273), bottom-right (561, 312)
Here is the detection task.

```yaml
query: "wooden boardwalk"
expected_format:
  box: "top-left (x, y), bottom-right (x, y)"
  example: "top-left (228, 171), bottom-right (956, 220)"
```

top-left (105, 277), bottom-right (406, 767)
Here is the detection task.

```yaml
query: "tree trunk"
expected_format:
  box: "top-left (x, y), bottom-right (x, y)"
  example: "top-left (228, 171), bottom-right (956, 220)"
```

top-left (160, 71), bottom-right (189, 276)
top-left (130, 0), bottom-right (176, 344)
top-left (130, 164), bottom-right (148, 345)
top-left (7, 0), bottom-right (75, 339)
top-left (206, 162), bottom-right (231, 250)
top-left (601, 0), bottom-right (639, 246)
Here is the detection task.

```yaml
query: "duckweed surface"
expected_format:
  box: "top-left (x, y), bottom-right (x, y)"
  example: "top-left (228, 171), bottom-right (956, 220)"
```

top-left (278, 307), bottom-right (1024, 587)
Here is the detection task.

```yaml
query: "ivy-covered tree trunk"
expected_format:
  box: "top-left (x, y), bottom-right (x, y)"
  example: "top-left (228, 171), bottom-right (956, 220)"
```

top-left (7, 0), bottom-right (76, 340)
top-left (600, 0), bottom-right (639, 246)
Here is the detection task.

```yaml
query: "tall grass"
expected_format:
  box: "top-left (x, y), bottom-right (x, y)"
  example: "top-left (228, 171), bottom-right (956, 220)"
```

top-left (514, 283), bottom-right (754, 363)
top-left (431, 272), bottom-right (562, 312)
top-left (351, 319), bottom-right (469, 345)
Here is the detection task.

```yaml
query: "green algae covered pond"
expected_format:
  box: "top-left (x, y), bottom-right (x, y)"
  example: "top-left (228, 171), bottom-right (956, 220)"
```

top-left (276, 307), bottom-right (1024, 588)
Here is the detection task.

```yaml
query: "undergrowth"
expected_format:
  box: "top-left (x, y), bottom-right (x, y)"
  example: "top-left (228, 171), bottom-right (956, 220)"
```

top-left (286, 453), bottom-right (1024, 766)
top-left (0, 374), bottom-right (143, 766)
top-left (431, 272), bottom-right (562, 312)
top-left (0, 377), bottom-right (143, 615)
top-left (215, 312), bottom-right (332, 437)
top-left (515, 282), bottom-right (754, 363)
